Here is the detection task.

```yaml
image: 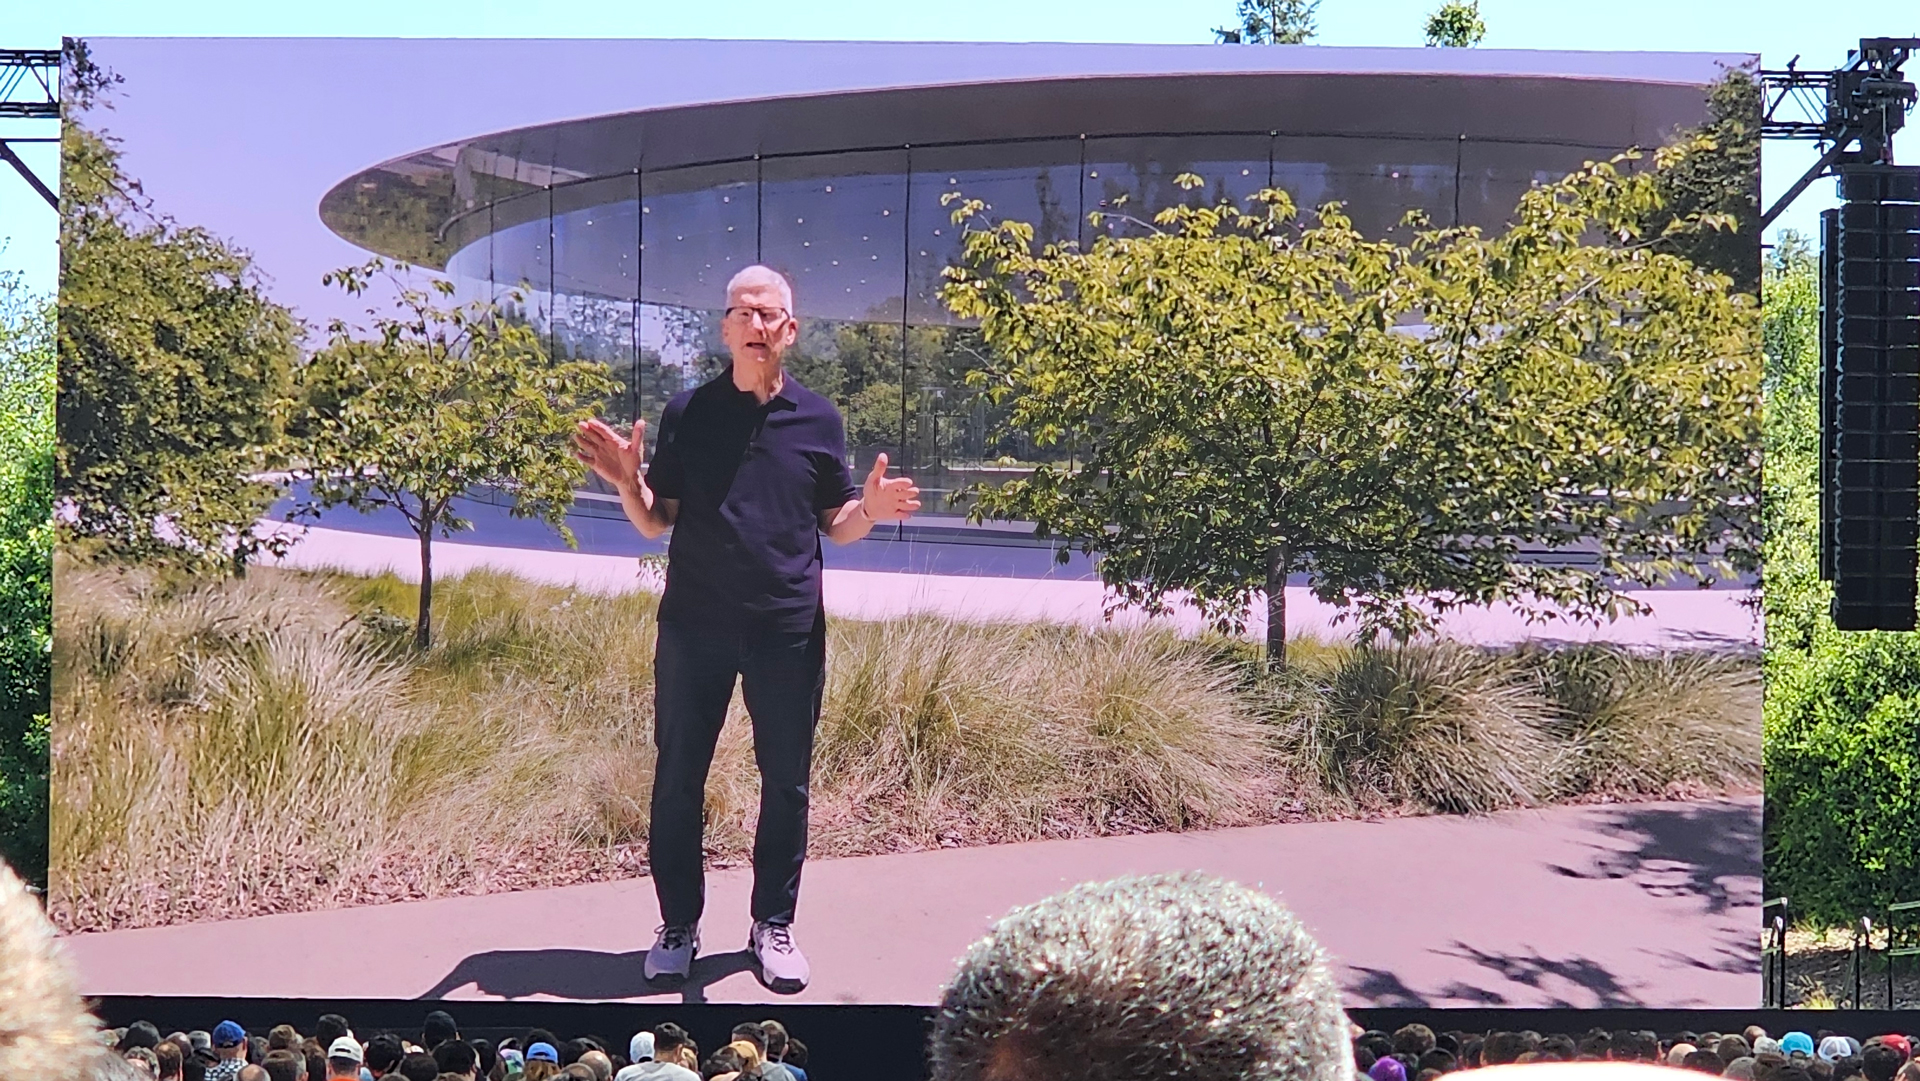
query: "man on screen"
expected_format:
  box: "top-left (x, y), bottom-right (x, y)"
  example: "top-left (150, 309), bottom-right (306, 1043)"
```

top-left (572, 264), bottom-right (921, 993)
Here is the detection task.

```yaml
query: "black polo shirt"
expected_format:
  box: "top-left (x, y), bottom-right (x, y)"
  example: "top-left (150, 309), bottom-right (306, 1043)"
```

top-left (645, 368), bottom-right (860, 633)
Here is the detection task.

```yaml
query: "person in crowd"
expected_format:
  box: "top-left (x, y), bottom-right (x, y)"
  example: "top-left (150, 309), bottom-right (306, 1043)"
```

top-left (755, 1023), bottom-right (795, 1081)
top-left (396, 1052), bottom-right (440, 1081)
top-left (573, 263), bottom-right (920, 994)
top-left (260, 1049), bottom-right (303, 1081)
top-left (780, 1040), bottom-right (806, 1081)
top-left (928, 871), bottom-right (1351, 1081)
top-left (156, 1041), bottom-right (186, 1081)
top-left (615, 1025), bottom-right (698, 1081)
top-left (699, 1047), bottom-right (746, 1081)
top-left (323, 1037), bottom-right (363, 1081)
top-left (525, 1044), bottom-right (561, 1081)
top-left (239, 1067), bottom-right (269, 1081)
top-left (207, 1023), bottom-right (251, 1081)
top-left (423, 1015), bottom-right (460, 1055)
top-left (578, 1050), bottom-right (613, 1081)
top-left (435, 1041), bottom-right (479, 1080)
top-left (126, 1047), bottom-right (162, 1077)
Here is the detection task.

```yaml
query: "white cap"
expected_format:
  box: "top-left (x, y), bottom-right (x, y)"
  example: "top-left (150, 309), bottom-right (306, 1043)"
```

top-left (327, 1037), bottom-right (363, 1064)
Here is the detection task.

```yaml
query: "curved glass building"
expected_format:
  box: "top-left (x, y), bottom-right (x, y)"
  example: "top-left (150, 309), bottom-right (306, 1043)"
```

top-left (320, 41), bottom-right (1738, 517)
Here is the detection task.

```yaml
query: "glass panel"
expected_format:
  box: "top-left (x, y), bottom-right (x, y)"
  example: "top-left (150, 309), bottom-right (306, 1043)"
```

top-left (553, 174), bottom-right (640, 422)
top-left (1270, 135), bottom-right (1457, 239)
top-left (906, 140), bottom-right (1083, 326)
top-left (906, 141), bottom-right (1085, 510)
top-left (1459, 138), bottom-right (1618, 233)
top-left (1080, 134), bottom-right (1274, 241)
top-left (490, 188), bottom-right (553, 344)
top-left (760, 150), bottom-right (909, 480)
top-left (639, 160), bottom-right (758, 313)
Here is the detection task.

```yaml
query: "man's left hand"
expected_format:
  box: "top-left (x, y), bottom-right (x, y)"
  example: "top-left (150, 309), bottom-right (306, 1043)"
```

top-left (861, 453), bottom-right (922, 521)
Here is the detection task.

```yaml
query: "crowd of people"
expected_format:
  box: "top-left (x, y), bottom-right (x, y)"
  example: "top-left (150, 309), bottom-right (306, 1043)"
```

top-left (1352, 1026), bottom-right (1920, 1081)
top-left (97, 1012), bottom-right (810, 1081)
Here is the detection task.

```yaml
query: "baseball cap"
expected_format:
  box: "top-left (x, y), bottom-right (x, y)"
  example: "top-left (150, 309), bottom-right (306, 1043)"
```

top-left (1879, 1036), bottom-right (1911, 1058)
top-left (527, 1043), bottom-right (559, 1064)
top-left (629, 1033), bottom-right (654, 1063)
top-left (213, 1022), bottom-right (247, 1048)
top-left (1818, 1037), bottom-right (1856, 1062)
top-left (328, 1037), bottom-right (363, 1064)
top-left (1782, 1033), bottom-right (1816, 1059)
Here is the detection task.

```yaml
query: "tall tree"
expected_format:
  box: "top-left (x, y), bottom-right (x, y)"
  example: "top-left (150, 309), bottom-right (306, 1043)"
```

top-left (1637, 67), bottom-right (1763, 296)
top-left (56, 45), bottom-right (300, 573)
top-left (0, 272), bottom-right (51, 886)
top-left (940, 138), bottom-right (1759, 668)
top-left (1424, 1), bottom-right (1486, 47)
top-left (288, 259), bottom-right (618, 651)
top-left (1213, 0), bottom-right (1319, 44)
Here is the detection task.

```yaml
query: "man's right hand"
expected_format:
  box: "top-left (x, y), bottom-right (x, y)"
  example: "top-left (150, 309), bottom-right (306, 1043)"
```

top-left (573, 416), bottom-right (647, 495)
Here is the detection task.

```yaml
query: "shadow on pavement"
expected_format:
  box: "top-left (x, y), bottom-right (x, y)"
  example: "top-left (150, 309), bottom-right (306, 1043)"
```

top-left (417, 947), bottom-right (764, 1003)
top-left (1547, 800), bottom-right (1762, 916)
top-left (1430, 942), bottom-right (1648, 1007)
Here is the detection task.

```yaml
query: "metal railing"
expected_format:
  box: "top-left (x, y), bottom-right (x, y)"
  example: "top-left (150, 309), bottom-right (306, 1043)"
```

top-left (1762, 897), bottom-right (1790, 1007)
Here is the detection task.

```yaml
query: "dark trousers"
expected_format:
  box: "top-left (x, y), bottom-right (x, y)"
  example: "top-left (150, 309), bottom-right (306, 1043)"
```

top-left (649, 612), bottom-right (826, 928)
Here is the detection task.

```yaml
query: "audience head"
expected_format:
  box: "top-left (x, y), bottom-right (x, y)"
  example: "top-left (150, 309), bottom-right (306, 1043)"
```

top-left (653, 1025), bottom-right (690, 1062)
top-left (578, 1050), bottom-right (612, 1081)
top-left (423, 1012), bottom-right (460, 1052)
top-left (398, 1051), bottom-right (441, 1081)
top-left (435, 1040), bottom-right (479, 1078)
top-left (325, 1036), bottom-right (363, 1080)
top-left (238, 1067), bottom-right (269, 1081)
top-left (156, 1041), bottom-right (185, 1081)
top-left (760, 1020), bottom-right (790, 1062)
top-left (261, 1048), bottom-right (303, 1081)
top-left (930, 872), bottom-right (1349, 1081)
top-left (1864, 1045), bottom-right (1906, 1081)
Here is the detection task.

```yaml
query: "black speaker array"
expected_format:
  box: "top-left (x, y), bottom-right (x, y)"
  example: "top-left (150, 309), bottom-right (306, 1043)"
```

top-left (1820, 164), bottom-right (1920, 631)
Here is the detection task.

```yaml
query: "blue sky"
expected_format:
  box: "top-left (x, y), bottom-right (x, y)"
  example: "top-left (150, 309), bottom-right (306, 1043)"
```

top-left (3, 0), bottom-right (1917, 300)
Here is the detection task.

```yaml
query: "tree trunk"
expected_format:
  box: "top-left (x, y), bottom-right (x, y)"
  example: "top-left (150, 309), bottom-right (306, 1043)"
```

top-left (415, 526), bottom-right (433, 653)
top-left (1265, 543), bottom-right (1289, 671)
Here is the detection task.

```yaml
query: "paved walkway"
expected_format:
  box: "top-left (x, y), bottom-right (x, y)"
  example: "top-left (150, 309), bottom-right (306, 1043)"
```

top-left (255, 523), bottom-right (1760, 650)
top-left (62, 795), bottom-right (1760, 1008)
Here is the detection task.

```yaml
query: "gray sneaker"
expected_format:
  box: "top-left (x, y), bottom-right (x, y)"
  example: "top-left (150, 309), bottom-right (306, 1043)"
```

top-left (748, 920), bottom-right (810, 993)
top-left (644, 923), bottom-right (699, 986)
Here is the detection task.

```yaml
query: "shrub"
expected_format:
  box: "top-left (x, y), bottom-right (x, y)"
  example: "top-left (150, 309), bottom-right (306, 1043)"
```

top-left (1764, 628), bottom-right (1920, 924)
top-left (1262, 641), bottom-right (1566, 815)
top-left (1528, 644), bottom-right (1761, 796)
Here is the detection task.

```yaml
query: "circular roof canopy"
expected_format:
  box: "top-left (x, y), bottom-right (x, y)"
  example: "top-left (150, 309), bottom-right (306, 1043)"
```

top-left (320, 40), bottom-right (1743, 268)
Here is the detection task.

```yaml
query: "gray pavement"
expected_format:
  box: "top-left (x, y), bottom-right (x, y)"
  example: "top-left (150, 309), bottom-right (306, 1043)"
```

top-left (61, 795), bottom-right (1760, 1007)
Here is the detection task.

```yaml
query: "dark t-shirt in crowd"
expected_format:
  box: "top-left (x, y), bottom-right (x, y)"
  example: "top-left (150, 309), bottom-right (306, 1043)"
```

top-left (646, 369), bottom-right (859, 633)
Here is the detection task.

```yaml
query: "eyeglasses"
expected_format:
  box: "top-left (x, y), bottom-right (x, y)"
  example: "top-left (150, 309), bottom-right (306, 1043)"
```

top-left (725, 305), bottom-right (792, 329)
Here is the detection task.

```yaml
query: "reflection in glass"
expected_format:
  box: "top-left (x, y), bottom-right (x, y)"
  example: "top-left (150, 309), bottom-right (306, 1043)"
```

top-left (1271, 136), bottom-right (1455, 236)
top-left (1081, 135), bottom-right (1273, 241)
top-left (761, 151), bottom-right (908, 478)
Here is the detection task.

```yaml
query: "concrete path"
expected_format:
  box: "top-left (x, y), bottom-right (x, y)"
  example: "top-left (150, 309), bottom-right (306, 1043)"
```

top-left (255, 523), bottom-right (1760, 650)
top-left (62, 795), bottom-right (1761, 1008)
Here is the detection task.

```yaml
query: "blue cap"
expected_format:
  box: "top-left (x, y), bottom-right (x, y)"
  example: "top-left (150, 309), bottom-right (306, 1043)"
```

top-left (527, 1043), bottom-right (559, 1063)
top-left (213, 1021), bottom-right (247, 1048)
top-left (1782, 1033), bottom-right (1816, 1058)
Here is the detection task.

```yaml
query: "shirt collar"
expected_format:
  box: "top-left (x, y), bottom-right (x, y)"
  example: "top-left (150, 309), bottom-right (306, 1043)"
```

top-left (723, 367), bottom-right (799, 409)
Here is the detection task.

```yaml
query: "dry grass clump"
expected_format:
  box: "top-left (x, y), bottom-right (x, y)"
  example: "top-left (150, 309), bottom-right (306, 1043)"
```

top-left (51, 552), bottom-right (1760, 931)
top-left (1521, 643), bottom-right (1762, 795)
top-left (1259, 641), bottom-right (1567, 815)
top-left (815, 618), bottom-right (1278, 850)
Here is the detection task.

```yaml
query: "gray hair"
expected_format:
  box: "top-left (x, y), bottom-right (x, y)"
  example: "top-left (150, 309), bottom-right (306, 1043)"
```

top-left (725, 264), bottom-right (794, 312)
top-left (0, 861), bottom-right (104, 1081)
top-left (930, 872), bottom-right (1351, 1081)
